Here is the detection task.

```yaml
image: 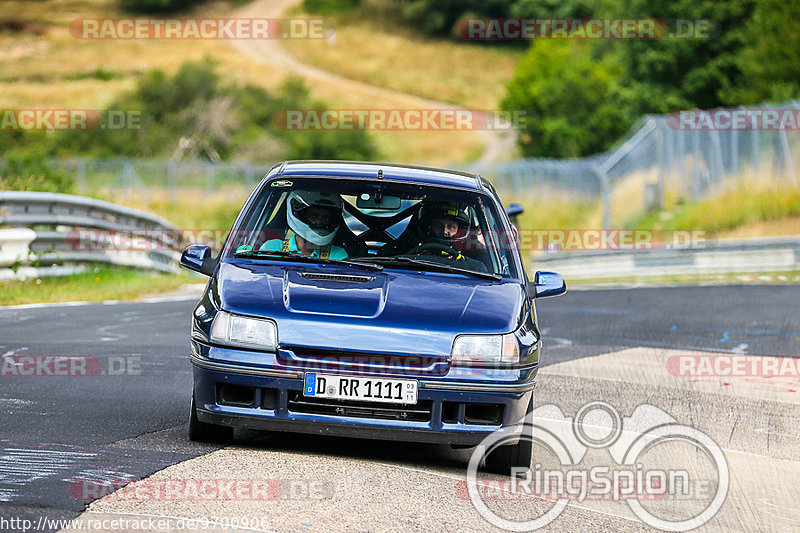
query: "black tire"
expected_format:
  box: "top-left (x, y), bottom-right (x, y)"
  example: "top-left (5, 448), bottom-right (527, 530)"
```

top-left (483, 398), bottom-right (534, 475)
top-left (188, 395), bottom-right (233, 443)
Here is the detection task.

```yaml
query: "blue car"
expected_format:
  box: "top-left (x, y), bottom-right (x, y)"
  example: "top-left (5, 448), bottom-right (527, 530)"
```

top-left (181, 160), bottom-right (565, 472)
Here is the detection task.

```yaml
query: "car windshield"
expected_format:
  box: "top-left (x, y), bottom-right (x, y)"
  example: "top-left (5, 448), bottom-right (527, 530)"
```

top-left (224, 176), bottom-right (518, 278)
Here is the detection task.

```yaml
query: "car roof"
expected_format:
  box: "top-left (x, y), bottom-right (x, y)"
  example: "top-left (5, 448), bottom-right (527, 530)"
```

top-left (268, 160), bottom-right (485, 191)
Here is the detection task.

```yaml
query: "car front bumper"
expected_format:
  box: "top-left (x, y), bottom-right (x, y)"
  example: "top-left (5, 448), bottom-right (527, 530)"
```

top-left (191, 343), bottom-right (535, 446)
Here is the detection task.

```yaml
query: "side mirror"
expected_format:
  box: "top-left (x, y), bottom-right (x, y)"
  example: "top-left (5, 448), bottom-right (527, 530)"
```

top-left (180, 245), bottom-right (216, 276)
top-left (526, 271), bottom-right (566, 299)
top-left (506, 203), bottom-right (524, 228)
top-left (506, 203), bottom-right (524, 219)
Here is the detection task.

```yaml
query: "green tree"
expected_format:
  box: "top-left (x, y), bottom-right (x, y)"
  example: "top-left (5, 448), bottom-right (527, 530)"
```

top-left (721, 0), bottom-right (800, 104)
top-left (503, 0), bottom-right (769, 157)
top-left (502, 41), bottom-right (630, 157)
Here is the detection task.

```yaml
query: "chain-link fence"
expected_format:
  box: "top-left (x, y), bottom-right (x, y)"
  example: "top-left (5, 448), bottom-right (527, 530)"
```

top-left (35, 158), bottom-right (275, 201)
top-left (2, 102), bottom-right (797, 227)
top-left (470, 101), bottom-right (800, 228)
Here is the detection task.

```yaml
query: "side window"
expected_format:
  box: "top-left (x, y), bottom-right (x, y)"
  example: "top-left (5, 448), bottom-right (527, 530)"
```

top-left (476, 199), bottom-right (517, 278)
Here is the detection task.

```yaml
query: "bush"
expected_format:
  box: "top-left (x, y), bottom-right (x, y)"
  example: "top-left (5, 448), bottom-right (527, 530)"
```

top-left (47, 61), bottom-right (378, 163)
top-left (0, 149), bottom-right (74, 192)
top-left (303, 0), bottom-right (360, 15)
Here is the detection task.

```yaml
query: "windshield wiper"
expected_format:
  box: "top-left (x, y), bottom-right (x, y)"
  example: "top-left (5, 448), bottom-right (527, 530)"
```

top-left (366, 256), bottom-right (501, 280)
top-left (233, 249), bottom-right (383, 271)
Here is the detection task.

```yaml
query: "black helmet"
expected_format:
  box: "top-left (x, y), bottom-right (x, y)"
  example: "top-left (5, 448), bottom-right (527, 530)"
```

top-left (417, 200), bottom-right (472, 246)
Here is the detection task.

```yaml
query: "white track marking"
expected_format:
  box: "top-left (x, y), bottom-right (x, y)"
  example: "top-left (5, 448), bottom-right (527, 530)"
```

top-left (0, 448), bottom-right (96, 502)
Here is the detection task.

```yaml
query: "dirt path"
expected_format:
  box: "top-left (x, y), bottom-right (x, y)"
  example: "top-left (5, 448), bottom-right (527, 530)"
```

top-left (227, 0), bottom-right (515, 168)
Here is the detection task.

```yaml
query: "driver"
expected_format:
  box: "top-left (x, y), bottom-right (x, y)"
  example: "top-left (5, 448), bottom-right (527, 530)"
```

top-left (261, 190), bottom-right (348, 259)
top-left (415, 200), bottom-right (472, 259)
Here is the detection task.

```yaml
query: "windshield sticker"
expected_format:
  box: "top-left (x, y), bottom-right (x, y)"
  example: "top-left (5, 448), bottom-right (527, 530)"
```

top-left (271, 180), bottom-right (293, 188)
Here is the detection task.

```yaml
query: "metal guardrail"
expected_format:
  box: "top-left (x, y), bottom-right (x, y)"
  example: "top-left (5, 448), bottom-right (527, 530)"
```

top-left (531, 236), bottom-right (800, 280)
top-left (0, 191), bottom-right (184, 279)
top-left (468, 100), bottom-right (800, 229)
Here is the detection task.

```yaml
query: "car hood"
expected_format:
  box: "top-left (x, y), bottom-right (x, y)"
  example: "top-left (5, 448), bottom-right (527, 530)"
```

top-left (215, 260), bottom-right (524, 356)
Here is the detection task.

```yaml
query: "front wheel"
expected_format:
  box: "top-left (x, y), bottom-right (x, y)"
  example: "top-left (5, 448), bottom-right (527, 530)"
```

top-left (188, 395), bottom-right (233, 443)
top-left (483, 398), bottom-right (534, 475)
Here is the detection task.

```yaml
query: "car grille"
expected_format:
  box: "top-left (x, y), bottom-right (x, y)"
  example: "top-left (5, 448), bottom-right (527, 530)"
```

top-left (215, 385), bottom-right (504, 426)
top-left (287, 391), bottom-right (433, 422)
top-left (280, 346), bottom-right (448, 376)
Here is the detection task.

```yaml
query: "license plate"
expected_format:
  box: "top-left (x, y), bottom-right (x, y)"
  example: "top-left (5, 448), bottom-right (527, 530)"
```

top-left (303, 373), bottom-right (418, 405)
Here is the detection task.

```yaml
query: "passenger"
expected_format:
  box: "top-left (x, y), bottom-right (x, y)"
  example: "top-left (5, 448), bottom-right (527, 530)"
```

top-left (415, 200), bottom-right (473, 257)
top-left (261, 190), bottom-right (348, 259)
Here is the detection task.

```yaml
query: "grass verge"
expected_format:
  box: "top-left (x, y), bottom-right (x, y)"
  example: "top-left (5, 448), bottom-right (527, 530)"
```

top-left (632, 184), bottom-right (800, 235)
top-left (0, 265), bottom-right (202, 306)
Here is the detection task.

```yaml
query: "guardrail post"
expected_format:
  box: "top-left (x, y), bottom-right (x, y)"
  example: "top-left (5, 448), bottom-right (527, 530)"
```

top-left (593, 163), bottom-right (611, 230)
top-left (692, 131), bottom-right (701, 201)
top-left (167, 160), bottom-right (177, 204)
top-left (122, 160), bottom-right (133, 199)
top-left (655, 120), bottom-right (666, 210)
top-left (205, 163), bottom-right (215, 193)
top-left (245, 163), bottom-right (254, 189)
top-left (777, 128), bottom-right (796, 187)
top-left (730, 122), bottom-right (739, 178)
top-left (710, 129), bottom-right (725, 193)
top-left (76, 159), bottom-right (87, 193)
top-left (752, 127), bottom-right (760, 179)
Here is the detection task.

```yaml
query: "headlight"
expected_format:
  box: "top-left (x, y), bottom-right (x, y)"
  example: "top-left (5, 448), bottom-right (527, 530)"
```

top-left (210, 311), bottom-right (277, 351)
top-left (451, 333), bottom-right (519, 364)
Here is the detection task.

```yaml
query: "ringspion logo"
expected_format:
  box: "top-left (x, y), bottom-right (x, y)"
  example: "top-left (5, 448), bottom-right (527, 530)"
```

top-left (466, 401), bottom-right (728, 531)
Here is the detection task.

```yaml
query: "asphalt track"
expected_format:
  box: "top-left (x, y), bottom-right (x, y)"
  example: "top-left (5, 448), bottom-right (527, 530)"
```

top-left (0, 285), bottom-right (798, 532)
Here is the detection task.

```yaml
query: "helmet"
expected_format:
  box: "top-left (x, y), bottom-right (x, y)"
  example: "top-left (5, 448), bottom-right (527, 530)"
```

top-left (417, 200), bottom-right (472, 247)
top-left (286, 190), bottom-right (343, 246)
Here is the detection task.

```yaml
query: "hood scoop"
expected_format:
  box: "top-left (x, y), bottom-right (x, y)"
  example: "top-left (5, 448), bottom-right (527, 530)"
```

top-left (285, 270), bottom-right (387, 318)
top-left (299, 272), bottom-right (375, 283)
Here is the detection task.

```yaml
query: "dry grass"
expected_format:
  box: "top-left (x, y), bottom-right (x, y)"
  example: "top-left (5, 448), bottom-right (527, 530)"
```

top-left (504, 161), bottom-right (800, 242)
top-left (0, 0), bottom-right (486, 164)
top-left (92, 187), bottom-right (251, 234)
top-left (716, 216), bottom-right (800, 239)
top-left (282, 9), bottom-right (522, 110)
top-left (498, 190), bottom-right (599, 232)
